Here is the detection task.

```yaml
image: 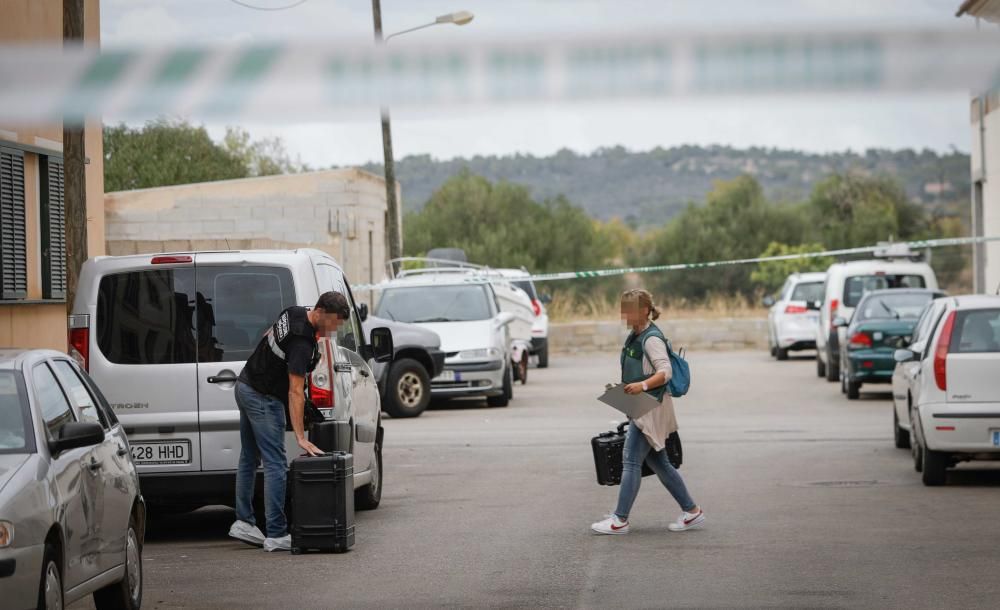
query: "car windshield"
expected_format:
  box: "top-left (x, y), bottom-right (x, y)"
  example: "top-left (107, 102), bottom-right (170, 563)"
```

top-left (790, 281), bottom-right (824, 302)
top-left (843, 274), bottom-right (926, 307)
top-left (856, 293), bottom-right (935, 321)
top-left (512, 280), bottom-right (537, 300)
top-left (376, 284), bottom-right (492, 323)
top-left (0, 371), bottom-right (29, 453)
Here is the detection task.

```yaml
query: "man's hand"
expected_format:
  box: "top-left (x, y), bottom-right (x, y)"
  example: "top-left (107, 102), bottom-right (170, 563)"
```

top-left (623, 382), bottom-right (644, 395)
top-left (297, 436), bottom-right (324, 457)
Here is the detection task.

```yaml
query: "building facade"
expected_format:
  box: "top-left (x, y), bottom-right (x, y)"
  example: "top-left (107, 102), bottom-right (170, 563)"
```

top-left (0, 0), bottom-right (105, 351)
top-left (105, 168), bottom-right (390, 287)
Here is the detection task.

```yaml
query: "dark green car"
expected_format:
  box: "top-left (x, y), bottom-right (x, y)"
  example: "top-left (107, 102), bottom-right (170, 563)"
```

top-left (835, 289), bottom-right (946, 400)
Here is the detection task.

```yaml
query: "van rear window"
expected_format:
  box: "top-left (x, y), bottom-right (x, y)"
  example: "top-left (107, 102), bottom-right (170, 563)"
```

top-left (950, 309), bottom-right (1000, 353)
top-left (843, 275), bottom-right (926, 308)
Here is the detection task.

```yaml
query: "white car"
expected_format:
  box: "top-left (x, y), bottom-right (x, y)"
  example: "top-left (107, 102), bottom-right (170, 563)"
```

top-left (764, 272), bottom-right (825, 360)
top-left (891, 294), bottom-right (1000, 485)
top-left (493, 268), bottom-right (551, 368)
top-left (69, 249), bottom-right (392, 513)
top-left (374, 271), bottom-right (517, 407)
top-left (816, 256), bottom-right (938, 383)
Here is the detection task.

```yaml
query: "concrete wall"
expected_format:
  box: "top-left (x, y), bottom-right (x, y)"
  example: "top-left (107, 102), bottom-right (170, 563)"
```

top-left (105, 168), bottom-right (389, 285)
top-left (0, 0), bottom-right (104, 352)
top-left (548, 319), bottom-right (769, 354)
top-left (971, 92), bottom-right (1000, 294)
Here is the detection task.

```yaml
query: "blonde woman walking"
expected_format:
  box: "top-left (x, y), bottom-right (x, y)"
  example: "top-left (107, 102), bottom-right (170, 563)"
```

top-left (591, 289), bottom-right (705, 535)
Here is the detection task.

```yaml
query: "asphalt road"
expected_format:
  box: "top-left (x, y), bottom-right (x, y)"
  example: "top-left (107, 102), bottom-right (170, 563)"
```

top-left (73, 350), bottom-right (1000, 609)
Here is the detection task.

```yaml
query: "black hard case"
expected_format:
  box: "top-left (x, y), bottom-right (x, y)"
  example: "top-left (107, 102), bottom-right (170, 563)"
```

top-left (591, 422), bottom-right (682, 486)
top-left (309, 420), bottom-right (352, 453)
top-left (290, 452), bottom-right (355, 554)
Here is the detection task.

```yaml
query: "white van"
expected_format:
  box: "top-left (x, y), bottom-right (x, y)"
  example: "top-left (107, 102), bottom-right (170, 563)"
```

top-left (68, 249), bottom-right (392, 512)
top-left (491, 268), bottom-right (552, 368)
top-left (373, 270), bottom-right (517, 407)
top-left (815, 257), bottom-right (938, 382)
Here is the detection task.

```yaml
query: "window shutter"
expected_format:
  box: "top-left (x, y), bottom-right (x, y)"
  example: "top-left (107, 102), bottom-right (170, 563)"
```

top-left (0, 148), bottom-right (28, 300)
top-left (41, 156), bottom-right (67, 300)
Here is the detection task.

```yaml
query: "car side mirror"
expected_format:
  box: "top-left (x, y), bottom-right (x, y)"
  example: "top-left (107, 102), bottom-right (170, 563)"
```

top-left (363, 327), bottom-right (393, 363)
top-left (806, 300), bottom-right (820, 311)
top-left (832, 316), bottom-right (848, 328)
top-left (49, 421), bottom-right (104, 455)
top-left (893, 349), bottom-right (916, 364)
top-left (540, 294), bottom-right (552, 305)
top-left (357, 303), bottom-right (369, 322)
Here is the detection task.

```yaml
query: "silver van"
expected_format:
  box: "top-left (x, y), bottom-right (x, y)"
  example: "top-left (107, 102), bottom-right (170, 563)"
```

top-left (68, 249), bottom-right (390, 512)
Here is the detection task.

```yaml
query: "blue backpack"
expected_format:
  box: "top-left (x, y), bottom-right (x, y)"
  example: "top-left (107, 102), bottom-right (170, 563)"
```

top-left (665, 340), bottom-right (691, 398)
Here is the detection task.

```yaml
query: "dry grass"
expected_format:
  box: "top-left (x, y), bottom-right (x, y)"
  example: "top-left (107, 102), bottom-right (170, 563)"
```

top-left (547, 293), bottom-right (766, 322)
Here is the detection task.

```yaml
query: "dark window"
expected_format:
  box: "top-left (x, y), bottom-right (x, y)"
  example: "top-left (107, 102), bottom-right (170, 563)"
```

top-left (32, 363), bottom-right (75, 440)
top-left (40, 157), bottom-right (66, 300)
top-left (855, 293), bottom-right (936, 321)
top-left (0, 371), bottom-right (32, 453)
top-left (513, 280), bottom-right (538, 300)
top-left (52, 360), bottom-right (107, 428)
top-left (196, 266), bottom-right (296, 362)
top-left (0, 147), bottom-right (27, 300)
top-left (843, 274), bottom-right (926, 308)
top-left (790, 281), bottom-right (824, 302)
top-left (97, 269), bottom-right (198, 364)
top-left (950, 309), bottom-right (1000, 353)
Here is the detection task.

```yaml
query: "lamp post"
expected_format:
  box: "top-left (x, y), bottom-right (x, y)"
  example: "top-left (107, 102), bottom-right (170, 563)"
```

top-left (371, 4), bottom-right (474, 274)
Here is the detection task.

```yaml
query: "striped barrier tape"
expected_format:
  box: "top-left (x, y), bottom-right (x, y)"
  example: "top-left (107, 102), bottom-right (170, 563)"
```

top-left (352, 235), bottom-right (1000, 290)
top-left (1, 27), bottom-right (999, 122)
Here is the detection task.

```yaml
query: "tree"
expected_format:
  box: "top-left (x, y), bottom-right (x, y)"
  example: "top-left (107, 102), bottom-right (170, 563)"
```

top-left (750, 242), bottom-right (835, 294)
top-left (806, 173), bottom-right (926, 249)
top-left (222, 126), bottom-right (306, 176)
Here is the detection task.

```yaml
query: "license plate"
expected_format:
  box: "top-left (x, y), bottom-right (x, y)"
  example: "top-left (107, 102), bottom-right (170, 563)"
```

top-left (130, 440), bottom-right (191, 465)
top-left (435, 370), bottom-right (458, 382)
top-left (993, 430), bottom-right (1000, 448)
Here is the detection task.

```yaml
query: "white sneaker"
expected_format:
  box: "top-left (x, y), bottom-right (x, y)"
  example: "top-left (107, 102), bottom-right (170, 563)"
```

top-left (263, 534), bottom-right (291, 552)
top-left (228, 520), bottom-right (265, 547)
top-left (591, 514), bottom-right (630, 535)
top-left (667, 510), bottom-right (705, 532)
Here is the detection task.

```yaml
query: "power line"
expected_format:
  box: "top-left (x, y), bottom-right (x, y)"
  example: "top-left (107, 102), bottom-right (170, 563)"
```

top-left (227, 0), bottom-right (309, 11)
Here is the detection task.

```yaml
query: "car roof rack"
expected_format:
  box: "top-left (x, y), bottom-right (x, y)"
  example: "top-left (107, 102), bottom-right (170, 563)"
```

top-left (387, 256), bottom-right (496, 280)
top-left (872, 241), bottom-right (923, 261)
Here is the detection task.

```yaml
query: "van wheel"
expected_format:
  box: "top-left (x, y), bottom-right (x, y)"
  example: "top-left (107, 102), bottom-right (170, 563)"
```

top-left (776, 347), bottom-right (788, 361)
top-left (356, 428), bottom-right (382, 510)
top-left (94, 516), bottom-right (142, 609)
top-left (38, 545), bottom-right (62, 610)
top-left (894, 408), bottom-right (910, 449)
top-left (516, 352), bottom-right (529, 385)
top-left (487, 367), bottom-right (512, 407)
top-left (816, 356), bottom-right (826, 378)
top-left (383, 359), bottom-right (430, 418)
top-left (846, 380), bottom-right (860, 400)
top-left (537, 341), bottom-right (549, 368)
top-left (825, 346), bottom-right (839, 382)
top-left (921, 443), bottom-right (948, 486)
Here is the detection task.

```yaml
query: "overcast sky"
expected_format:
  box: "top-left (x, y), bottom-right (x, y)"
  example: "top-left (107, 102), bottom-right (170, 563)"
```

top-left (101, 0), bottom-right (980, 166)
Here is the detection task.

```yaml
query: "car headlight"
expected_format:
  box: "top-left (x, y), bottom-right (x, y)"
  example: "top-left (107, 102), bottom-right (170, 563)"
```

top-left (0, 521), bottom-right (13, 547)
top-left (459, 348), bottom-right (501, 359)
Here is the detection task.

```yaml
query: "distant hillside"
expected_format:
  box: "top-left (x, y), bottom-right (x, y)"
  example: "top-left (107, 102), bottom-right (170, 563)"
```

top-left (363, 145), bottom-right (970, 225)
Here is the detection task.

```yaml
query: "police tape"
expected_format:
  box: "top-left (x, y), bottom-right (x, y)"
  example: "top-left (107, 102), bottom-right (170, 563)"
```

top-left (1, 26), bottom-right (999, 123)
top-left (351, 235), bottom-right (1000, 291)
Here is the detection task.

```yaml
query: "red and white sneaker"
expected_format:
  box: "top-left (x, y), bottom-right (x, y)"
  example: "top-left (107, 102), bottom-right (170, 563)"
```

top-left (591, 514), bottom-right (630, 535)
top-left (668, 509), bottom-right (705, 532)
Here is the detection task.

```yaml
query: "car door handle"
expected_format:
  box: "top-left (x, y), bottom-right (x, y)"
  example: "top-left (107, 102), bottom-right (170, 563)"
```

top-left (208, 374), bottom-right (240, 384)
top-left (88, 459), bottom-right (103, 471)
top-left (117, 447), bottom-right (128, 457)
top-left (358, 368), bottom-right (370, 378)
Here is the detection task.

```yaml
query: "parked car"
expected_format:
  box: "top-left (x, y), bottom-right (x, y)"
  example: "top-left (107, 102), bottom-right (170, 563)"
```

top-left (892, 294), bottom-right (1000, 485)
top-left (69, 249), bottom-right (393, 513)
top-left (491, 280), bottom-right (536, 385)
top-left (492, 268), bottom-right (552, 368)
top-left (0, 349), bottom-right (145, 610)
top-left (764, 272), bottom-right (825, 360)
top-left (374, 271), bottom-right (516, 407)
top-left (891, 296), bottom-right (950, 449)
top-left (361, 313), bottom-right (445, 418)
top-left (835, 289), bottom-right (945, 399)
top-left (815, 255), bottom-right (938, 383)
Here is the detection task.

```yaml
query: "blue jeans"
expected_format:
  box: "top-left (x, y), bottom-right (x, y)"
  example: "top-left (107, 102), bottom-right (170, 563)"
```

top-left (615, 421), bottom-right (697, 520)
top-left (234, 381), bottom-right (288, 538)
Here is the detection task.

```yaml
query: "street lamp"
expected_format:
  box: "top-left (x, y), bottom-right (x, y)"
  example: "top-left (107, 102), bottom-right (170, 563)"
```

top-left (371, 3), bottom-right (474, 274)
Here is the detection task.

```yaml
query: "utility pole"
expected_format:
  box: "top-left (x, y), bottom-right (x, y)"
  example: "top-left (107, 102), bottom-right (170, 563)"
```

top-left (371, 0), bottom-right (402, 274)
top-left (63, 0), bottom-right (87, 309)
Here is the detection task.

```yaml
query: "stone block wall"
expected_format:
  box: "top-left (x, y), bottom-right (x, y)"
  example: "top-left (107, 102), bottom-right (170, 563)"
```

top-left (548, 318), bottom-right (769, 353)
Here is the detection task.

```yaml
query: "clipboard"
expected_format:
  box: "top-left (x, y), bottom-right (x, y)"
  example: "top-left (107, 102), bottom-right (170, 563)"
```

top-left (597, 384), bottom-right (659, 420)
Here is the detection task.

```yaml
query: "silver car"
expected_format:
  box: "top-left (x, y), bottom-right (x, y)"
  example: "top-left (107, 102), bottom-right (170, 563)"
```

top-left (0, 349), bottom-right (145, 610)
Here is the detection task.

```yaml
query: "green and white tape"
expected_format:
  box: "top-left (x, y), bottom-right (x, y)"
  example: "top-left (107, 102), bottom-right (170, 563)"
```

top-left (1, 27), bottom-right (999, 123)
top-left (353, 235), bottom-right (1000, 291)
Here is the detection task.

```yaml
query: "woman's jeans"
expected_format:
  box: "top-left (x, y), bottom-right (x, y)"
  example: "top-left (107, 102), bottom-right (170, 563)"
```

top-left (234, 381), bottom-right (289, 538)
top-left (615, 421), bottom-right (697, 520)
